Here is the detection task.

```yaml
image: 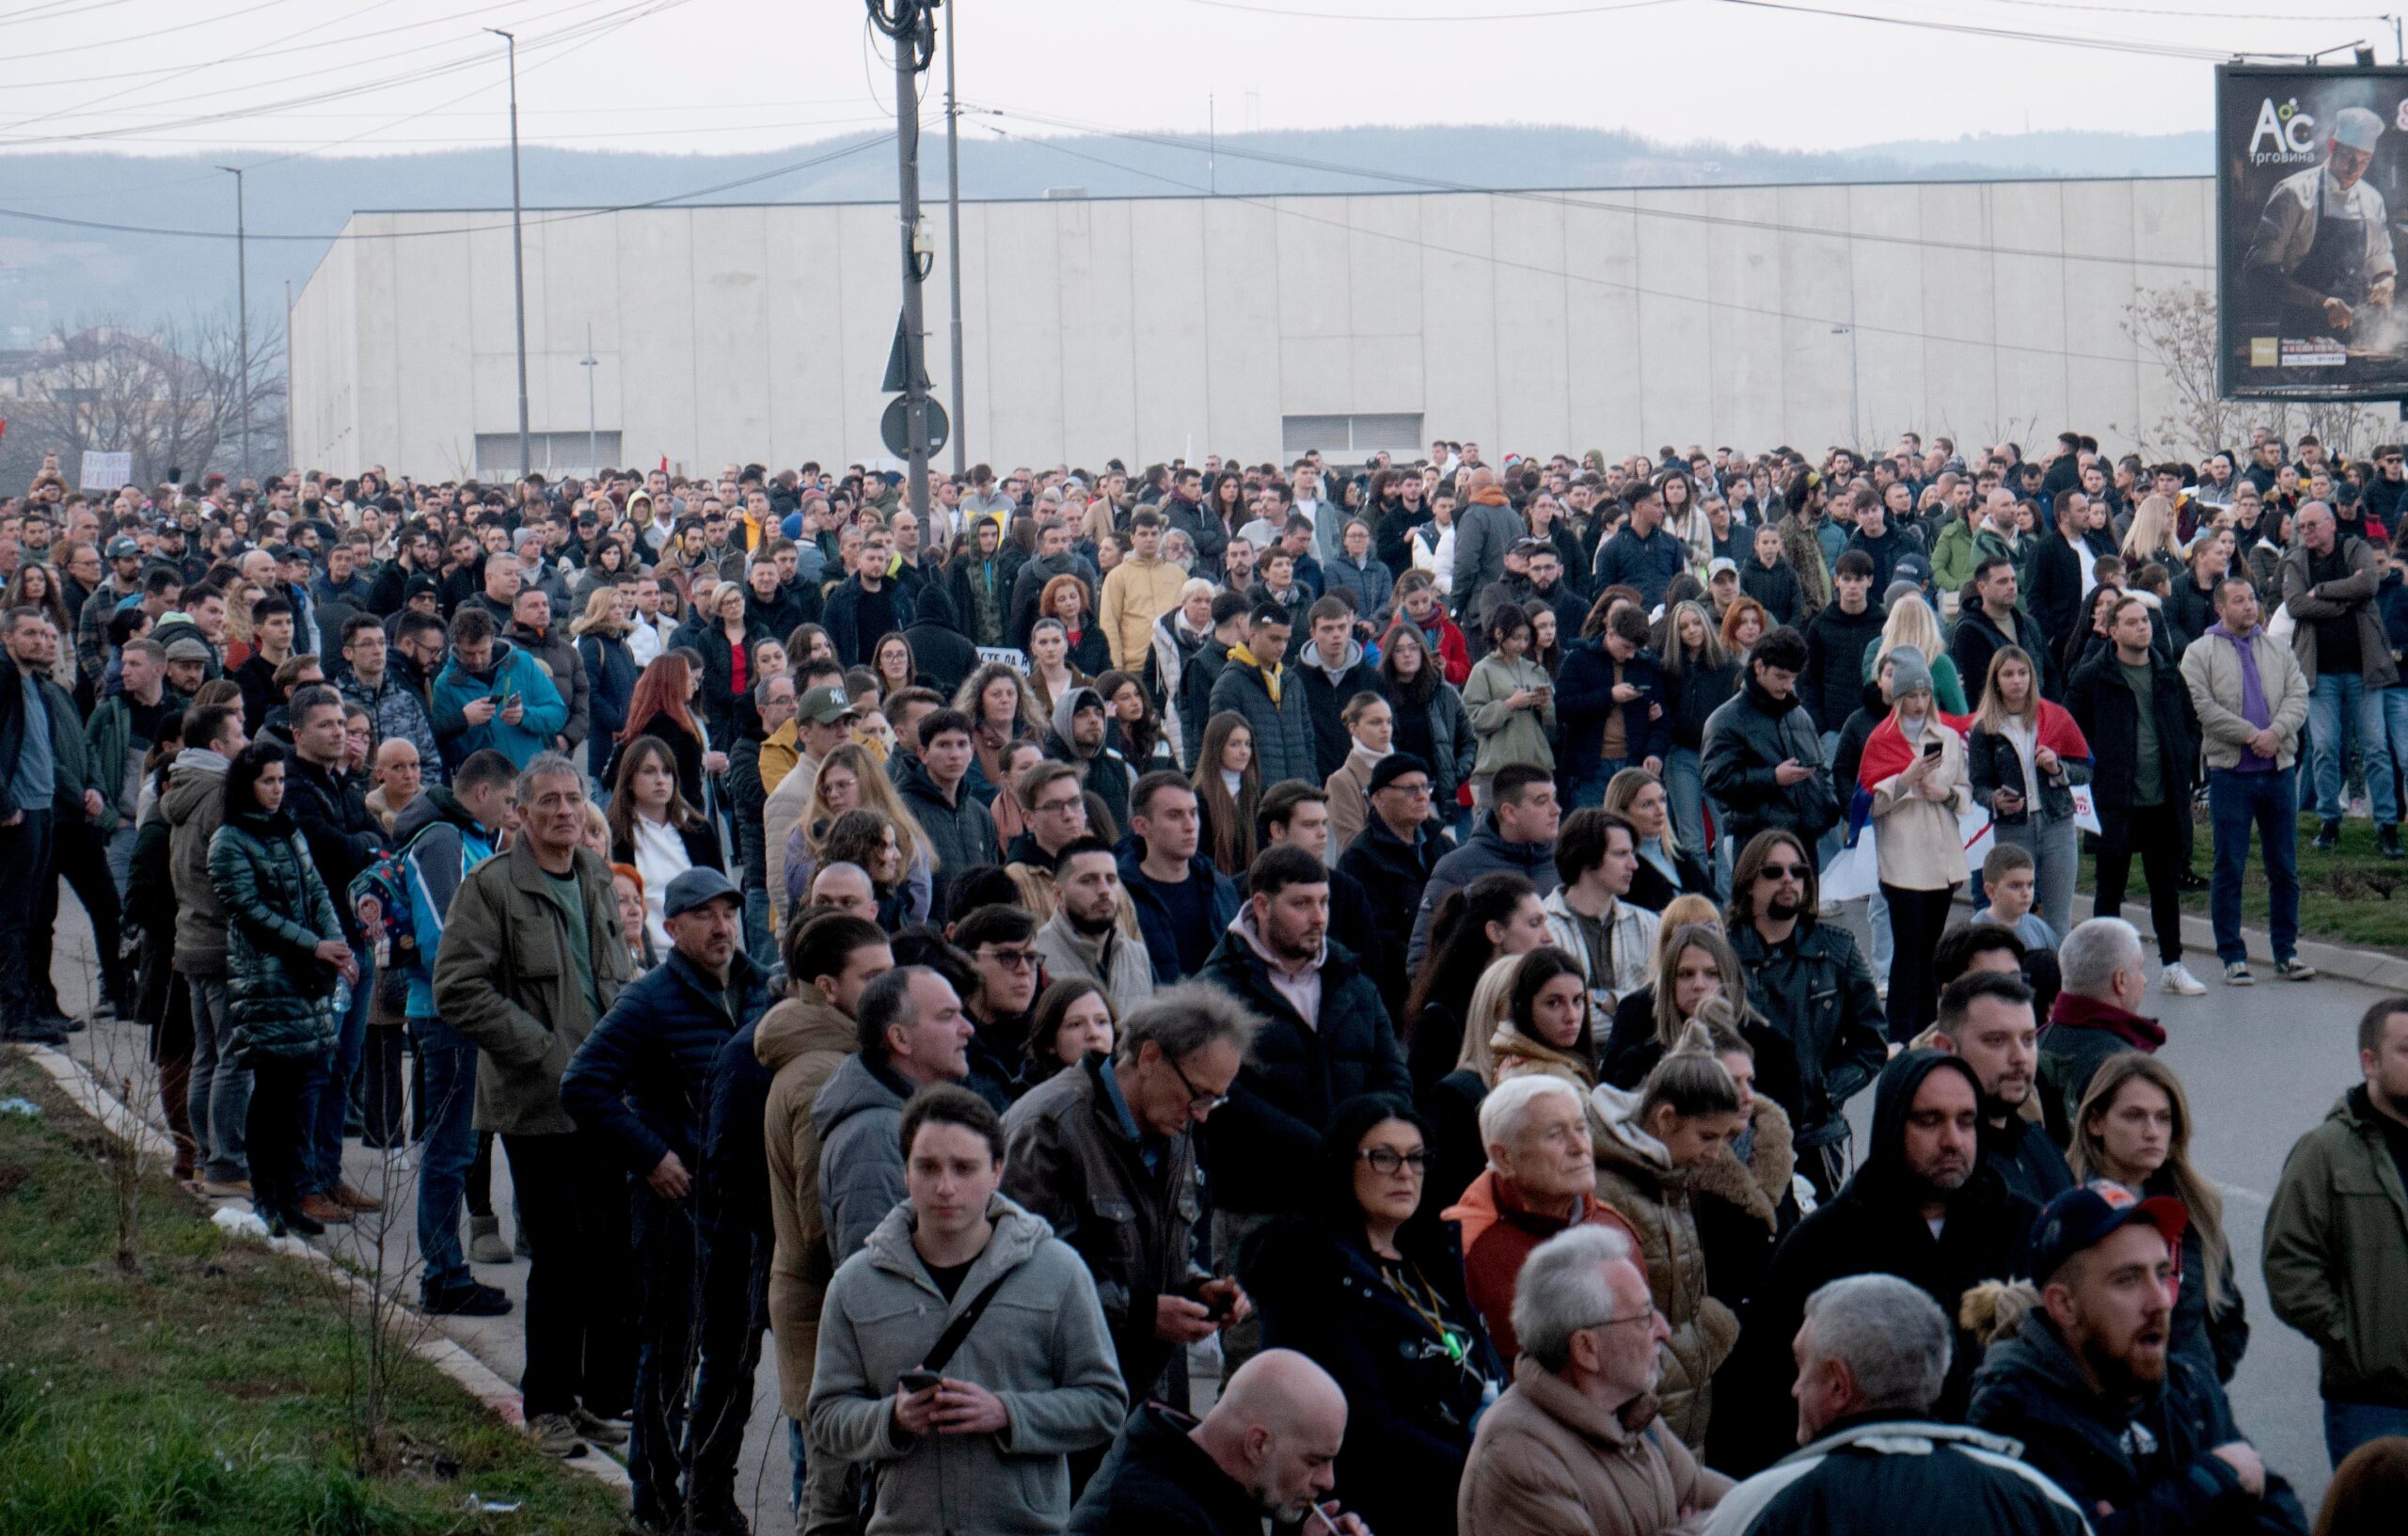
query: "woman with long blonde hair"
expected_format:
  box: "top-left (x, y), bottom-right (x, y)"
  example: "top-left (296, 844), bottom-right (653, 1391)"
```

top-left (2119, 492), bottom-right (2186, 567)
top-left (780, 742), bottom-right (935, 921)
top-left (1967, 644), bottom-right (2091, 931)
top-left (1861, 592), bottom-right (1967, 713)
top-left (2070, 1053), bottom-right (2248, 1383)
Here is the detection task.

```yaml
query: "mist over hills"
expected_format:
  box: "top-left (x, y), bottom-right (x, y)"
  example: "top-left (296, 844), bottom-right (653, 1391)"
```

top-left (0, 121), bottom-right (2210, 336)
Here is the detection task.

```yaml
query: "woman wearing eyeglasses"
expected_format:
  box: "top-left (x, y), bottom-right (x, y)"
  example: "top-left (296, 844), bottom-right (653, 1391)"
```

top-left (1587, 1025), bottom-right (1751, 1453)
top-left (1237, 1094), bottom-right (1505, 1536)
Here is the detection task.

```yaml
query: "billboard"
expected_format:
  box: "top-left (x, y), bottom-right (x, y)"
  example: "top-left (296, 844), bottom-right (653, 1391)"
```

top-left (2219, 64), bottom-right (2408, 400)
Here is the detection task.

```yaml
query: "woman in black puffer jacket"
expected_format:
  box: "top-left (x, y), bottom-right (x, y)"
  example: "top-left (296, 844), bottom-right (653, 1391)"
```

top-left (209, 740), bottom-right (353, 1238)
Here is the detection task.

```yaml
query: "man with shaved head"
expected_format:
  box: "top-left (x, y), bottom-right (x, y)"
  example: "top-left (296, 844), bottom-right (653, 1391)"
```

top-left (1070, 1349), bottom-right (1370, 1534)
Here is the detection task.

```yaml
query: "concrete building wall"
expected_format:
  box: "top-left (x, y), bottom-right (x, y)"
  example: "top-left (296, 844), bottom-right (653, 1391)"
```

top-left (291, 176), bottom-right (2218, 477)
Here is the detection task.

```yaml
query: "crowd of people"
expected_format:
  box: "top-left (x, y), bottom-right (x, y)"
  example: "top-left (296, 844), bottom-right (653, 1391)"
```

top-left (2, 428), bottom-right (2406, 1535)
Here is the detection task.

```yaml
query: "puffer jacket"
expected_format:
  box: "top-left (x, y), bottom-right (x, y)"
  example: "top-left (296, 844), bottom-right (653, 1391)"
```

top-left (165, 749), bottom-right (233, 977)
top-left (894, 753), bottom-right (997, 916)
top-left (560, 947), bottom-right (775, 1177)
top-left (430, 842), bottom-right (634, 1136)
top-left (806, 1195), bottom-right (1128, 1536)
top-left (577, 628), bottom-right (641, 779)
top-left (1294, 637), bottom-right (1382, 783)
top-left (1406, 816), bottom-right (1562, 974)
top-left (813, 1051), bottom-right (914, 1264)
top-left (1002, 1053), bottom-right (1205, 1402)
top-left (1587, 1083), bottom-right (1739, 1452)
top-left (757, 998), bottom-right (861, 1419)
top-left (1206, 642), bottom-right (1318, 789)
top-left (207, 806), bottom-right (343, 1064)
top-left (1377, 672), bottom-right (1477, 810)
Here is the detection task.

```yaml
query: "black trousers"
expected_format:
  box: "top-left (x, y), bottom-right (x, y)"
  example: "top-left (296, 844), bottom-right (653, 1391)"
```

top-left (2092, 800), bottom-right (2187, 964)
top-left (30, 815), bottom-right (121, 1015)
top-left (0, 810), bottom-right (55, 1027)
top-left (1879, 881), bottom-right (1959, 1044)
top-left (685, 1210), bottom-right (771, 1512)
top-left (358, 1024), bottom-right (407, 1148)
top-left (246, 1055), bottom-right (317, 1220)
top-left (501, 1130), bottom-right (638, 1420)
top-left (629, 1188), bottom-right (701, 1513)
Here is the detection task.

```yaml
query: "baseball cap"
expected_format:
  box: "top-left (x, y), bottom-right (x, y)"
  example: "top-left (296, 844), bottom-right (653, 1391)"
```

top-left (106, 536), bottom-right (141, 560)
top-left (662, 866), bottom-right (741, 919)
top-left (797, 684), bottom-right (862, 725)
top-left (1706, 557), bottom-right (1739, 578)
top-left (2029, 1180), bottom-right (2189, 1285)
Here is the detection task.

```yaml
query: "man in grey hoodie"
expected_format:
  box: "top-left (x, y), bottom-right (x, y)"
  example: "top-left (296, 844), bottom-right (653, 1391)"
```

top-left (808, 1084), bottom-right (1126, 1536)
top-left (1294, 597), bottom-right (1381, 783)
top-left (165, 703), bottom-right (249, 1194)
top-left (1040, 685), bottom-right (1132, 839)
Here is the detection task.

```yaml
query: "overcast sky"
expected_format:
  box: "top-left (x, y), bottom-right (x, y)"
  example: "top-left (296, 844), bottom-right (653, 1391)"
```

top-left (0, 0), bottom-right (2383, 161)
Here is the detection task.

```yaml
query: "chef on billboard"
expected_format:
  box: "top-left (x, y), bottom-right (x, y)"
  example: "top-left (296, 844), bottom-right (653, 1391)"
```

top-left (2243, 104), bottom-right (2395, 340)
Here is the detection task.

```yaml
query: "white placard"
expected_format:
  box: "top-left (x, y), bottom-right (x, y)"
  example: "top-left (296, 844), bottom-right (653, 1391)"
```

top-left (977, 645), bottom-right (1028, 673)
top-left (79, 451), bottom-right (132, 491)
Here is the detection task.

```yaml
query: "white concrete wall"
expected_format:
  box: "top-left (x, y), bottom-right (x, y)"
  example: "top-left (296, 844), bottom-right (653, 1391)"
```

top-left (290, 176), bottom-right (2218, 476)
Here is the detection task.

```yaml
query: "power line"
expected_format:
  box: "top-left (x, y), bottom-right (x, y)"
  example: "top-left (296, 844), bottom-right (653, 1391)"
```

top-left (974, 117), bottom-right (2192, 372)
top-left (0, 0), bottom-right (146, 29)
top-left (1970, 0), bottom-right (2382, 20)
top-left (1706, 0), bottom-right (2315, 59)
top-left (3, 0), bottom-right (311, 60)
top-left (969, 101), bottom-right (2214, 271)
top-left (0, 129), bottom-right (899, 244)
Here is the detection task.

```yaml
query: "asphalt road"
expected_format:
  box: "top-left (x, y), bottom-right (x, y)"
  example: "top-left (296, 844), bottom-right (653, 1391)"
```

top-left (40, 894), bottom-right (2397, 1524)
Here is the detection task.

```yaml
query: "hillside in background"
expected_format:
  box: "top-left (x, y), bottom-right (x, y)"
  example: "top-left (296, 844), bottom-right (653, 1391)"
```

top-left (0, 122), bottom-right (2210, 333)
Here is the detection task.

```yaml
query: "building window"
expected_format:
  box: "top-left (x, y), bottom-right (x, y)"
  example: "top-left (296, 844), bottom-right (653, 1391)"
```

top-left (474, 431), bottom-right (623, 478)
top-left (1280, 412), bottom-right (1423, 458)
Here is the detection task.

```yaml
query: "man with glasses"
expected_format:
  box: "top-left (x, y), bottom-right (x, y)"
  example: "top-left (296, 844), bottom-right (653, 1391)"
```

top-left (1726, 830), bottom-right (1887, 1202)
top-left (1198, 844), bottom-right (1408, 1370)
top-left (1005, 759), bottom-right (1091, 871)
top-left (1005, 983), bottom-right (1256, 1414)
top-left (1338, 752), bottom-right (1449, 1019)
top-left (338, 613), bottom-right (444, 788)
top-left (1458, 1225), bottom-right (1726, 1532)
top-left (950, 904), bottom-right (1044, 1111)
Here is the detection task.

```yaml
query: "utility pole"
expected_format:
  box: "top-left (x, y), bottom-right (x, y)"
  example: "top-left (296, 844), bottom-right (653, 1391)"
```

top-left (489, 27), bottom-right (531, 482)
top-left (216, 165), bottom-right (248, 484)
top-left (580, 323), bottom-right (599, 475)
top-left (943, 0), bottom-right (965, 480)
top-left (874, 0), bottom-right (937, 530)
top-left (1209, 94), bottom-right (1216, 196)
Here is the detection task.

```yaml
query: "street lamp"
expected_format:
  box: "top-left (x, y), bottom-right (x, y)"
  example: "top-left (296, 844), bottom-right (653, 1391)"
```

top-left (216, 165), bottom-right (248, 483)
top-left (488, 27), bottom-right (531, 482)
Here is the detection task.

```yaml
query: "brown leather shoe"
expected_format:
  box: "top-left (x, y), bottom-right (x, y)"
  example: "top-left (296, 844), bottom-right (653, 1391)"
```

top-left (330, 1183), bottom-right (384, 1213)
top-left (296, 1193), bottom-right (354, 1225)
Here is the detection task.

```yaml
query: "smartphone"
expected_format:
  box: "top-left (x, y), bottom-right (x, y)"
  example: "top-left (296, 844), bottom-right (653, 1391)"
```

top-left (896, 1369), bottom-right (943, 1394)
top-left (1921, 740), bottom-right (1943, 759)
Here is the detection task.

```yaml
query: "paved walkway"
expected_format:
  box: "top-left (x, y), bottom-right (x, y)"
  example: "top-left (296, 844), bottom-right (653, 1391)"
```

top-left (42, 888), bottom-right (2401, 1522)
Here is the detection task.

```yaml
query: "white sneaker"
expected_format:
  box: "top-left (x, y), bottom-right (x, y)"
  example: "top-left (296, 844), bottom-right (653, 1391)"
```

top-left (2161, 962), bottom-right (2208, 997)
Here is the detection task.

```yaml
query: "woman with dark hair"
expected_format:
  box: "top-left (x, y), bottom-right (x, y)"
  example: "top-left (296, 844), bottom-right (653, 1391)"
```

top-left (1093, 668), bottom-right (1173, 772)
top-left (569, 536), bottom-right (630, 605)
top-left (868, 630), bottom-right (918, 701)
top-left (1590, 1025), bottom-right (1748, 1450)
top-left (1022, 976), bottom-right (1116, 1085)
top-left (1236, 1096), bottom-right (1505, 1536)
top-left (819, 807), bottom-right (917, 928)
top-left (1420, 946), bottom-right (1598, 1210)
top-left (610, 652), bottom-right (717, 810)
top-left (785, 623), bottom-right (835, 670)
top-left (1462, 602), bottom-right (1555, 805)
top-left (1375, 620), bottom-right (1475, 826)
top-left (1402, 872), bottom-right (1549, 1096)
top-left (953, 658), bottom-right (1044, 807)
top-left (1190, 711), bottom-right (1259, 879)
top-left (608, 734), bottom-right (723, 954)
top-left (209, 740), bottom-right (353, 1238)
top-left (2317, 1438), bottom-right (2408, 1536)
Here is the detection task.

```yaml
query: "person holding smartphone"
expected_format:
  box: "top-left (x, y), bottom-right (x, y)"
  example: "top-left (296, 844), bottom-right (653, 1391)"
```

top-left (1862, 647), bottom-right (1971, 1042)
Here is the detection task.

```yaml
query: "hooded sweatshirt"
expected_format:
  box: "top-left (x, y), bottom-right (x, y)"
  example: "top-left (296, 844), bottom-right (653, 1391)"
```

top-left (165, 748), bottom-right (233, 976)
top-left (1044, 684), bottom-right (1131, 836)
top-left (1295, 635), bottom-right (1380, 782)
top-left (389, 785), bottom-right (501, 1019)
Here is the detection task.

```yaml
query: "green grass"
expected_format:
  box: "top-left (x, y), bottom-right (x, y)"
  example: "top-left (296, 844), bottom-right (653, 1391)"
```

top-left (2078, 809), bottom-right (2408, 951)
top-left (0, 1059), bottom-right (630, 1536)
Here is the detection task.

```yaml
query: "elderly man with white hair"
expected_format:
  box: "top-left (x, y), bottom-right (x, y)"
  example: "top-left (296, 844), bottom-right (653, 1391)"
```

top-left (1457, 1224), bottom-right (1730, 1535)
top-left (2034, 917), bottom-right (2164, 1147)
top-left (1704, 1275), bottom-right (2087, 1535)
top-left (1444, 1074), bottom-right (1640, 1360)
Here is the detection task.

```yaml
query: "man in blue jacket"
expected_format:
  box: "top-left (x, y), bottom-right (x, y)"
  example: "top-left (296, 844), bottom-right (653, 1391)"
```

top-left (562, 868), bottom-right (775, 1534)
top-left (430, 607), bottom-right (567, 773)
top-left (1121, 771), bottom-right (1241, 985)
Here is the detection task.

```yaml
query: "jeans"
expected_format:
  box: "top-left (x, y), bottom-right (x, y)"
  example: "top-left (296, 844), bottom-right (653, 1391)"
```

top-left (410, 1017), bottom-right (479, 1294)
top-left (2324, 1398), bottom-right (2408, 1468)
top-left (1865, 885), bottom-right (1893, 987)
top-left (0, 810), bottom-right (55, 1028)
top-left (503, 1130), bottom-right (638, 1420)
top-left (2093, 800), bottom-right (2187, 965)
top-left (1996, 810), bottom-right (2079, 934)
top-left (186, 977), bottom-right (252, 1182)
top-left (2385, 687), bottom-right (2408, 814)
top-left (1571, 756), bottom-right (1631, 810)
top-left (1663, 746), bottom-right (1706, 855)
top-left (2310, 673), bottom-right (2397, 824)
top-left (686, 1211), bottom-right (770, 1513)
top-left (786, 1417), bottom-right (808, 1517)
top-left (2208, 767), bottom-right (2301, 965)
top-left (1815, 731), bottom-right (1846, 867)
top-left (742, 886), bottom-right (775, 970)
top-left (106, 822), bottom-right (137, 901)
top-left (629, 1189), bottom-right (702, 1513)
top-left (307, 943), bottom-right (372, 1196)
top-left (1879, 881), bottom-right (1958, 1042)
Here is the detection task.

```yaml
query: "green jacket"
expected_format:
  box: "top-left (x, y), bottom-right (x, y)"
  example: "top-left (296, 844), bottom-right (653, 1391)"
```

top-left (2264, 1086), bottom-right (2408, 1408)
top-left (1929, 516), bottom-right (1982, 594)
top-left (207, 808), bottom-right (342, 1064)
top-left (431, 841), bottom-right (633, 1137)
top-left (85, 693), bottom-right (142, 830)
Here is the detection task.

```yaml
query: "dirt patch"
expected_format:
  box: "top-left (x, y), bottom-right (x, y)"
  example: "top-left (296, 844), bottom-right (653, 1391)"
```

top-left (0, 1163), bottom-right (29, 1196)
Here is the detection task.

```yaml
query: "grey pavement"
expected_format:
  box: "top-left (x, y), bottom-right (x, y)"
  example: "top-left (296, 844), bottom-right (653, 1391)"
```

top-left (44, 881), bottom-right (2405, 1523)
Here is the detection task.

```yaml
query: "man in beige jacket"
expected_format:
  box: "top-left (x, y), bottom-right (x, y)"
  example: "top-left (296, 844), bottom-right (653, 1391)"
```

top-left (1098, 508), bottom-right (1188, 672)
top-left (1457, 1225), bottom-right (1731, 1535)
top-left (2180, 573), bottom-right (2317, 983)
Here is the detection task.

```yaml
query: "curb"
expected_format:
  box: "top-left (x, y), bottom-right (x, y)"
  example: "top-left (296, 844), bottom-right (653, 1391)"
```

top-left (2092, 899), bottom-right (2408, 993)
top-left (8, 1042), bottom-right (632, 1499)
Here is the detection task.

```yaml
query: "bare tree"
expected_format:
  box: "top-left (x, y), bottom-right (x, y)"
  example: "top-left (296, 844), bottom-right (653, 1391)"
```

top-left (2, 309), bottom-right (285, 492)
top-left (2115, 283), bottom-right (2387, 460)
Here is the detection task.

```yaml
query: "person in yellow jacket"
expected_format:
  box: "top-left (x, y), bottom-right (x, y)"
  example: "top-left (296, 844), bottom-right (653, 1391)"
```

top-left (1098, 508), bottom-right (1189, 672)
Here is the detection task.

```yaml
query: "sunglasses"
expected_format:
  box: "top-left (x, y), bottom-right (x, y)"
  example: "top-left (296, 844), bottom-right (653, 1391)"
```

top-left (1756, 863), bottom-right (1810, 880)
